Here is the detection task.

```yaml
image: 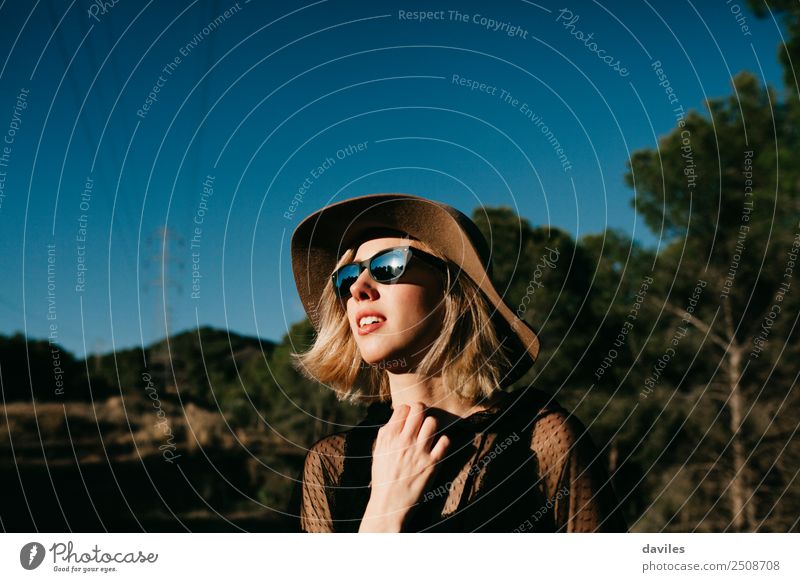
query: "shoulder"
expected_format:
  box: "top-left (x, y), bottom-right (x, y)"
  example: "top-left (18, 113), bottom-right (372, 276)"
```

top-left (504, 387), bottom-right (572, 427)
top-left (303, 404), bottom-right (388, 480)
top-left (307, 431), bottom-right (348, 456)
top-left (505, 388), bottom-right (592, 462)
top-left (530, 408), bottom-right (589, 464)
top-left (302, 403), bottom-right (391, 487)
top-left (302, 432), bottom-right (349, 486)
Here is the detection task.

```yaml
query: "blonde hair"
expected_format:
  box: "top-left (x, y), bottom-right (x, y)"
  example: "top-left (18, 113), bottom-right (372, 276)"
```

top-left (289, 237), bottom-right (515, 406)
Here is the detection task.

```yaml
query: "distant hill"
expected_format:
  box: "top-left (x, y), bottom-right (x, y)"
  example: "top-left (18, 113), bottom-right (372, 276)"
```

top-left (0, 327), bottom-right (277, 406)
top-left (91, 326), bottom-right (278, 409)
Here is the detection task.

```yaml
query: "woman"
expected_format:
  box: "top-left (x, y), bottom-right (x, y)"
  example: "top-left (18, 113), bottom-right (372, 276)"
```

top-left (287, 193), bottom-right (627, 533)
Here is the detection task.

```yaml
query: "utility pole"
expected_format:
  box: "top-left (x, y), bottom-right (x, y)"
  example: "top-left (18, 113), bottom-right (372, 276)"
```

top-left (143, 226), bottom-right (185, 396)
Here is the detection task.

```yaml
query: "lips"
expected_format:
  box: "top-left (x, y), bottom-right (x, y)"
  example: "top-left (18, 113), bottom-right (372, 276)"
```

top-left (355, 310), bottom-right (386, 336)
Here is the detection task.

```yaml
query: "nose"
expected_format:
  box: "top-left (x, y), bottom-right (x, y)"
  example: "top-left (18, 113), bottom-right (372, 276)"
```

top-left (349, 267), bottom-right (379, 300)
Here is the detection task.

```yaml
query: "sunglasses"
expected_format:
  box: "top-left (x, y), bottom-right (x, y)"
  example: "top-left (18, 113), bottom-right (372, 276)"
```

top-left (331, 246), bottom-right (447, 299)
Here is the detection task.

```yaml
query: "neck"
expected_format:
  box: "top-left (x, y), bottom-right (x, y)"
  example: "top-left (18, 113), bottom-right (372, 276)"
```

top-left (385, 370), bottom-right (495, 419)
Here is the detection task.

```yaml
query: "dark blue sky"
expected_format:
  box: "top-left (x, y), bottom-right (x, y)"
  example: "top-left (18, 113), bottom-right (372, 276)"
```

top-left (0, 0), bottom-right (789, 356)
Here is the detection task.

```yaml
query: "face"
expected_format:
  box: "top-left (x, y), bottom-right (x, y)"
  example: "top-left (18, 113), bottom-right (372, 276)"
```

top-left (342, 237), bottom-right (447, 370)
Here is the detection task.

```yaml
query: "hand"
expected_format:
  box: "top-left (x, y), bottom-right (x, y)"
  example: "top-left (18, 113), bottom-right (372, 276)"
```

top-left (358, 402), bottom-right (450, 532)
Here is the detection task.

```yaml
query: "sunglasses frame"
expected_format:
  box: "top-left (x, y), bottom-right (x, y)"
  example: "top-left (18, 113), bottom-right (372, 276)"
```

top-left (331, 245), bottom-right (448, 299)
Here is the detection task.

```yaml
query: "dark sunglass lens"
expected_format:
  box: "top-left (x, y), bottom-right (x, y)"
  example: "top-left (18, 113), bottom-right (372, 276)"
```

top-left (334, 265), bottom-right (360, 297)
top-left (370, 249), bottom-right (407, 282)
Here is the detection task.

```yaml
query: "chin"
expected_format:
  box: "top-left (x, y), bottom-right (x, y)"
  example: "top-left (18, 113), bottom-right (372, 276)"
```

top-left (358, 347), bottom-right (397, 366)
top-left (357, 342), bottom-right (408, 370)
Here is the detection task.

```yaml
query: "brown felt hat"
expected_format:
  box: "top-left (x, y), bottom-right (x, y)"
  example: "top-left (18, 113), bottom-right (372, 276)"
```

top-left (290, 193), bottom-right (540, 385)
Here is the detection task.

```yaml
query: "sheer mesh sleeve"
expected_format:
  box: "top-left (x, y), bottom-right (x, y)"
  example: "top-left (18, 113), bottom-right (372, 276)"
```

top-left (298, 434), bottom-right (346, 533)
top-left (531, 410), bottom-right (627, 533)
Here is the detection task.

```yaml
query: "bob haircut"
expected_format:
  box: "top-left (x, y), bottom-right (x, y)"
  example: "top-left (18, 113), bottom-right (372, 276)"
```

top-left (289, 233), bottom-right (516, 406)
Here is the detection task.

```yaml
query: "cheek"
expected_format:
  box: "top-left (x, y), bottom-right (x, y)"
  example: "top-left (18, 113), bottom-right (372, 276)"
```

top-left (394, 287), bottom-right (443, 331)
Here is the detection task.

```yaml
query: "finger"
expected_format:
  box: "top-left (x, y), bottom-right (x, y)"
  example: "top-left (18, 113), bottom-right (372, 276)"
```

top-left (401, 401), bottom-right (426, 438)
top-left (417, 415), bottom-right (438, 450)
top-left (385, 403), bottom-right (410, 434)
top-left (429, 434), bottom-right (450, 463)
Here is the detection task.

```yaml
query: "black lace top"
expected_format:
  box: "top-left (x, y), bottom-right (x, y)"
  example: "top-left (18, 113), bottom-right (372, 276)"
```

top-left (288, 387), bottom-right (627, 532)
